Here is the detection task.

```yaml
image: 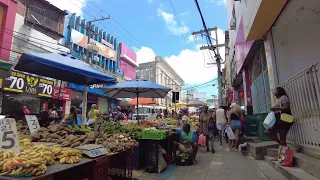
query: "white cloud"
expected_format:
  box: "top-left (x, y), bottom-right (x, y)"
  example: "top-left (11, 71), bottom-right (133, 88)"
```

top-left (136, 28), bottom-right (226, 84)
top-left (179, 12), bottom-right (189, 16)
top-left (207, 0), bottom-right (226, 6)
top-left (157, 8), bottom-right (189, 35)
top-left (47, 0), bottom-right (87, 15)
top-left (136, 46), bottom-right (156, 64)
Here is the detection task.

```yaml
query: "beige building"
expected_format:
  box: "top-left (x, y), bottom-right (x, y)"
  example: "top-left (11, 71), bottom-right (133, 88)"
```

top-left (136, 56), bottom-right (184, 108)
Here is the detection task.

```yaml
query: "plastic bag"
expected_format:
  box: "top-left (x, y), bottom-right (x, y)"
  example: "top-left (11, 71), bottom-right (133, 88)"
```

top-left (198, 134), bottom-right (206, 147)
top-left (263, 112), bottom-right (276, 129)
top-left (226, 126), bottom-right (236, 140)
top-left (158, 145), bottom-right (167, 173)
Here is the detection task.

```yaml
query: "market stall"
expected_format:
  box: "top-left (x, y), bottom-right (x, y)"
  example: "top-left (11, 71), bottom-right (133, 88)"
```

top-left (0, 53), bottom-right (138, 179)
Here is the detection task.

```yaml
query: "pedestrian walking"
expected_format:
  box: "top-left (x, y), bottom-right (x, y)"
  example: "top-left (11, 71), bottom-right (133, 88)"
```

top-left (23, 106), bottom-right (30, 115)
top-left (199, 105), bottom-right (212, 152)
top-left (207, 108), bottom-right (216, 153)
top-left (265, 87), bottom-right (293, 146)
top-left (215, 105), bottom-right (228, 145)
top-left (227, 103), bottom-right (242, 151)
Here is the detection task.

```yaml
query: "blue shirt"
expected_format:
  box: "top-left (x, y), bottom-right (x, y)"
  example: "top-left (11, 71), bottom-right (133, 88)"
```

top-left (176, 129), bottom-right (198, 141)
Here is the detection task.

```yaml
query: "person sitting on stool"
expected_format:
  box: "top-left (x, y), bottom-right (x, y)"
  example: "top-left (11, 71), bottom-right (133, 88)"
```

top-left (173, 124), bottom-right (198, 163)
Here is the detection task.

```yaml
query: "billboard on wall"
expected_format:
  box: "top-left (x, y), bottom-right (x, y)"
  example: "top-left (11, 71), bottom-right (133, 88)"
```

top-left (70, 29), bottom-right (117, 61)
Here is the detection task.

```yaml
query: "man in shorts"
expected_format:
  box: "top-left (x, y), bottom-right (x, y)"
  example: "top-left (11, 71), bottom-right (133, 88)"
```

top-left (174, 124), bottom-right (198, 162)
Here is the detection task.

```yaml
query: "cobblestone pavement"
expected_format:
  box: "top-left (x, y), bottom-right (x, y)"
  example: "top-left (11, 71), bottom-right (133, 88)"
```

top-left (133, 143), bottom-right (269, 180)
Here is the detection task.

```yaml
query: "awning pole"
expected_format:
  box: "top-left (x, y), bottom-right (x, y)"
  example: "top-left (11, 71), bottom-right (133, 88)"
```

top-left (82, 84), bottom-right (88, 125)
top-left (137, 93), bottom-right (139, 125)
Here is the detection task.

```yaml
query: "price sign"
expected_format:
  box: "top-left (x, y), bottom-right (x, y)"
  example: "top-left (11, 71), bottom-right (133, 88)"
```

top-left (25, 115), bottom-right (40, 134)
top-left (38, 78), bottom-right (54, 97)
top-left (94, 117), bottom-right (104, 138)
top-left (0, 118), bottom-right (21, 154)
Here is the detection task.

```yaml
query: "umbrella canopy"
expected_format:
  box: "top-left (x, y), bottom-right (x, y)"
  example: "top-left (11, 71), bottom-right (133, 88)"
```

top-left (186, 100), bottom-right (206, 107)
top-left (169, 102), bottom-right (186, 109)
top-left (104, 79), bottom-right (171, 98)
top-left (129, 98), bottom-right (156, 105)
top-left (15, 53), bottom-right (117, 85)
top-left (104, 79), bottom-right (171, 122)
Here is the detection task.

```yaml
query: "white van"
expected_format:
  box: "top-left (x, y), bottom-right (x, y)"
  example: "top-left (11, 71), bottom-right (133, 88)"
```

top-left (132, 105), bottom-right (159, 120)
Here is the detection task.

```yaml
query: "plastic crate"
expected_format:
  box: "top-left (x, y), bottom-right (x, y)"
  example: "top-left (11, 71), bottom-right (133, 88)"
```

top-left (258, 122), bottom-right (271, 141)
top-left (109, 176), bottom-right (138, 180)
top-left (145, 143), bottom-right (159, 173)
top-left (109, 150), bottom-right (134, 178)
top-left (94, 156), bottom-right (110, 180)
top-left (141, 130), bottom-right (167, 140)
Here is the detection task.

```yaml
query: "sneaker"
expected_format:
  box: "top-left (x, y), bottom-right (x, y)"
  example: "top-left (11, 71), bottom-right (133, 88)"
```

top-left (207, 148), bottom-right (210, 152)
top-left (211, 149), bottom-right (215, 153)
top-left (226, 148), bottom-right (231, 151)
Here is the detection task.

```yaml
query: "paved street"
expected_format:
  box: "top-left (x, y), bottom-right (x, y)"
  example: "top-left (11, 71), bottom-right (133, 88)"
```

top-left (133, 144), bottom-right (270, 180)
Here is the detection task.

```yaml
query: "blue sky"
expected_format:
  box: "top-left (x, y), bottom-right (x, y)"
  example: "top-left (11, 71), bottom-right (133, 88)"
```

top-left (48, 0), bottom-right (228, 98)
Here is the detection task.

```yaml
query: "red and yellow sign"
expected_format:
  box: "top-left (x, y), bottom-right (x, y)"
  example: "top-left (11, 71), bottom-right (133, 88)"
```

top-left (70, 29), bottom-right (117, 61)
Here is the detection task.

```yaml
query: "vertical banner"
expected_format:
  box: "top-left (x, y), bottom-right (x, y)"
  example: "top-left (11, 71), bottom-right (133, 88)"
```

top-left (242, 69), bottom-right (252, 106)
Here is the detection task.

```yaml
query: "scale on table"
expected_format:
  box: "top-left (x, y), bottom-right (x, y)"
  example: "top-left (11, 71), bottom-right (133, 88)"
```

top-left (75, 144), bottom-right (108, 158)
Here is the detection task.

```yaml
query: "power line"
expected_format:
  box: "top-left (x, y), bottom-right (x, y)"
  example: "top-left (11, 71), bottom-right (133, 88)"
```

top-left (183, 78), bottom-right (218, 90)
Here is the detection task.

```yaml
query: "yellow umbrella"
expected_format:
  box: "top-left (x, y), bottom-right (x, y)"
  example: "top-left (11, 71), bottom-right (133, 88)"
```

top-left (169, 102), bottom-right (186, 109)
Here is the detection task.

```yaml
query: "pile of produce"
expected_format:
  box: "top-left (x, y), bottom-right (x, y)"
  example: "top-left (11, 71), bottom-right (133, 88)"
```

top-left (51, 146), bottom-right (82, 164)
top-left (68, 125), bottom-right (92, 133)
top-left (163, 118), bottom-right (177, 125)
top-left (30, 124), bottom-right (91, 147)
top-left (0, 138), bottom-right (84, 177)
top-left (16, 120), bottom-right (30, 139)
top-left (104, 122), bottom-right (143, 139)
top-left (95, 133), bottom-right (139, 153)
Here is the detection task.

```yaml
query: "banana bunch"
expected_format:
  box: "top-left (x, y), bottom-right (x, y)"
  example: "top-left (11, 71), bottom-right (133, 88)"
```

top-left (19, 138), bottom-right (33, 151)
top-left (19, 145), bottom-right (55, 166)
top-left (0, 151), bottom-right (15, 161)
top-left (0, 156), bottom-right (47, 176)
top-left (51, 146), bottom-right (83, 164)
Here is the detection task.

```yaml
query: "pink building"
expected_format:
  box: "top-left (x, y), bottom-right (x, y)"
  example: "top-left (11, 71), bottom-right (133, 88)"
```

top-left (0, 0), bottom-right (17, 62)
top-left (119, 43), bottom-right (138, 80)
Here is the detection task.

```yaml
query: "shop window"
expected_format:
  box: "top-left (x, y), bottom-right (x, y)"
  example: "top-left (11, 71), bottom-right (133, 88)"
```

top-left (2, 94), bottom-right (41, 115)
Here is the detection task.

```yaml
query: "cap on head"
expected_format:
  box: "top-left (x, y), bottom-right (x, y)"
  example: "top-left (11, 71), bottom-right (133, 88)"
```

top-left (230, 103), bottom-right (238, 108)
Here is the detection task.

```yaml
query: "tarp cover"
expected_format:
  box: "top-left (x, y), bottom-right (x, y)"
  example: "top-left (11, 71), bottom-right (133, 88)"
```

top-left (15, 53), bottom-right (117, 85)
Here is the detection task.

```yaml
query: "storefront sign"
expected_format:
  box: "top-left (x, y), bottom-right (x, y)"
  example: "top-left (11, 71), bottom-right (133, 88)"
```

top-left (38, 78), bottom-right (54, 97)
top-left (102, 39), bottom-right (114, 50)
top-left (70, 29), bottom-right (117, 61)
top-left (2, 71), bottom-right (54, 97)
top-left (25, 115), bottom-right (40, 134)
top-left (0, 118), bottom-right (21, 154)
top-left (227, 90), bottom-right (234, 104)
top-left (52, 87), bottom-right (72, 101)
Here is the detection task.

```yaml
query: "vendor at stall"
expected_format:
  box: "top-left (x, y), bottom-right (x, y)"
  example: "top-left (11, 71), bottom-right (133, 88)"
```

top-left (63, 106), bottom-right (78, 125)
top-left (173, 124), bottom-right (198, 162)
top-left (88, 104), bottom-right (100, 125)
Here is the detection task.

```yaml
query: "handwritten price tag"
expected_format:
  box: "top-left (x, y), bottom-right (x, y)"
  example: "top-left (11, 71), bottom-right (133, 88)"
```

top-left (0, 118), bottom-right (21, 154)
top-left (25, 115), bottom-right (40, 134)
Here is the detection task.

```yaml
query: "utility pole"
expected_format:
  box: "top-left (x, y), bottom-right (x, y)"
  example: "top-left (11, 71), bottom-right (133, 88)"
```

top-left (191, 27), bottom-right (225, 106)
top-left (78, 16), bottom-right (110, 125)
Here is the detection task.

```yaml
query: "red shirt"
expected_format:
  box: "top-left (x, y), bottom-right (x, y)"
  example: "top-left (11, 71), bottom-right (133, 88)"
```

top-left (24, 109), bottom-right (30, 115)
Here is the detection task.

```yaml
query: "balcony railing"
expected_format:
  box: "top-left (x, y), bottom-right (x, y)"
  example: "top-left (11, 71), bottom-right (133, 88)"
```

top-left (282, 63), bottom-right (320, 152)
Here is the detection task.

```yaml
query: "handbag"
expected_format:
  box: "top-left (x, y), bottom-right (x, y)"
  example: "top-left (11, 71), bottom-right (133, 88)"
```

top-left (226, 126), bottom-right (236, 140)
top-left (280, 97), bottom-right (294, 123)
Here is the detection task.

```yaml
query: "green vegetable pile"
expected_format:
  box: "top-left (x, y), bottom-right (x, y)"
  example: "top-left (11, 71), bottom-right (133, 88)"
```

top-left (103, 122), bottom-right (143, 139)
